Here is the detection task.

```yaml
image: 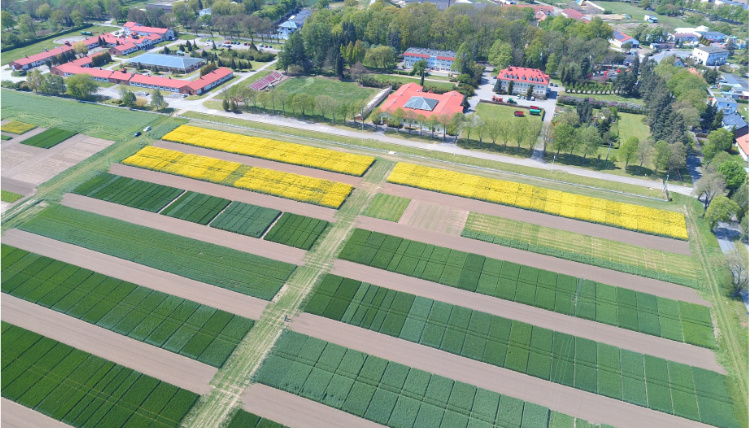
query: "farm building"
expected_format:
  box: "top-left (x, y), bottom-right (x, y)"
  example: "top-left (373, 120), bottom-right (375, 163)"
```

top-left (8, 45), bottom-right (75, 71)
top-left (495, 66), bottom-right (550, 99)
top-left (692, 45), bottom-right (729, 65)
top-left (277, 9), bottom-right (313, 40)
top-left (125, 53), bottom-right (204, 73)
top-left (610, 30), bottom-right (640, 48)
top-left (403, 48), bottom-right (456, 71)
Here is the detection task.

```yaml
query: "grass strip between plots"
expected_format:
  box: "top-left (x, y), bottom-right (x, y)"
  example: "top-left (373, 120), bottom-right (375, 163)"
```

top-left (362, 194), bottom-right (411, 222)
top-left (462, 212), bottom-right (699, 287)
top-left (18, 205), bottom-right (296, 300)
top-left (302, 274), bottom-right (738, 427)
top-left (1, 190), bottom-right (23, 203)
top-left (20, 128), bottom-right (76, 149)
top-left (1, 322), bottom-right (199, 428)
top-left (1, 245), bottom-right (254, 368)
top-left (255, 331), bottom-right (599, 428)
top-left (263, 212), bottom-right (330, 250)
top-left (338, 229), bottom-right (715, 348)
top-left (227, 409), bottom-right (288, 428)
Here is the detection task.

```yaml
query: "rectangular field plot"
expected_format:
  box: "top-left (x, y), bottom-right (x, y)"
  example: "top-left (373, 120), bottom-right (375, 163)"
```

top-left (302, 275), bottom-right (737, 426)
top-left (73, 173), bottom-right (184, 213)
top-left (263, 213), bottom-right (330, 250)
top-left (339, 229), bottom-right (715, 348)
top-left (210, 201), bottom-right (280, 238)
top-left (161, 191), bottom-right (231, 225)
top-left (227, 409), bottom-right (287, 428)
top-left (19, 206), bottom-right (296, 300)
top-left (362, 194), bottom-right (411, 222)
top-left (20, 128), bottom-right (76, 149)
top-left (2, 245), bottom-right (254, 368)
top-left (1, 120), bottom-right (37, 134)
top-left (1, 323), bottom-right (199, 428)
top-left (255, 331), bottom-right (598, 428)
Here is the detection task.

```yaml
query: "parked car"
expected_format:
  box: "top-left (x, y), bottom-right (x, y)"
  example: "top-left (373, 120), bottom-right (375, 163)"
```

top-left (530, 96), bottom-right (535, 101)
top-left (514, 111), bottom-right (524, 117)
top-left (133, 131), bottom-right (141, 137)
top-left (144, 126), bottom-right (151, 132)
top-left (529, 105), bottom-right (540, 110)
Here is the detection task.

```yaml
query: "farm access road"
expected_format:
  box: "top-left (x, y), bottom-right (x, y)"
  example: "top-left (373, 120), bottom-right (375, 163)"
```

top-left (1, 398), bottom-right (71, 428)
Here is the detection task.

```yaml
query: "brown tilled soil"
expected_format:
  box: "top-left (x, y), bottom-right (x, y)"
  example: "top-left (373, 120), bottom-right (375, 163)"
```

top-left (355, 216), bottom-right (707, 306)
top-left (381, 184), bottom-right (691, 255)
top-left (4, 229), bottom-right (268, 319)
top-left (110, 164), bottom-right (337, 222)
top-left (398, 200), bottom-right (469, 235)
top-left (61, 193), bottom-right (306, 266)
top-left (291, 313), bottom-right (712, 428)
top-left (1, 398), bottom-right (70, 428)
top-left (155, 140), bottom-right (364, 186)
top-left (242, 384), bottom-right (386, 428)
top-left (331, 260), bottom-right (723, 373)
top-left (2, 294), bottom-right (216, 395)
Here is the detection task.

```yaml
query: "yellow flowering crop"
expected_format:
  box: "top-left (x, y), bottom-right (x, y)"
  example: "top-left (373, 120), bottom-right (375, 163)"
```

top-left (163, 125), bottom-right (375, 176)
top-left (387, 163), bottom-right (688, 240)
top-left (123, 146), bottom-right (240, 183)
top-left (1, 120), bottom-right (37, 134)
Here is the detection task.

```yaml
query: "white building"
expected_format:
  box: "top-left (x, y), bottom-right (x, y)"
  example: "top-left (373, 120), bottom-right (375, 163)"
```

top-left (277, 9), bottom-right (312, 39)
top-left (403, 48), bottom-right (456, 71)
top-left (713, 96), bottom-right (738, 115)
top-left (692, 45), bottom-right (729, 66)
top-left (495, 66), bottom-right (550, 99)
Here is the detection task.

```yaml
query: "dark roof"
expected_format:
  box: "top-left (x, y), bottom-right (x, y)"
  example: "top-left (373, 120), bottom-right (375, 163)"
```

top-left (723, 113), bottom-right (748, 129)
top-left (404, 96), bottom-right (440, 111)
top-left (696, 45), bottom-right (728, 54)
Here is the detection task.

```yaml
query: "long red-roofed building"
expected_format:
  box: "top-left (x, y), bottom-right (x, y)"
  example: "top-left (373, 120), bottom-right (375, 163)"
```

top-left (378, 82), bottom-right (464, 130)
top-left (495, 66), bottom-right (550, 99)
top-left (123, 22), bottom-right (175, 40)
top-left (9, 45), bottom-right (75, 71)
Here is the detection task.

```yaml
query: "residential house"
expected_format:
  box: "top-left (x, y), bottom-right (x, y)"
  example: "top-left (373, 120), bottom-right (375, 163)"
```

top-left (723, 113), bottom-right (748, 137)
top-left (276, 9), bottom-right (312, 40)
top-left (713, 96), bottom-right (738, 115)
top-left (692, 45), bottom-right (729, 65)
top-left (403, 48), bottom-right (456, 71)
top-left (560, 8), bottom-right (590, 21)
top-left (736, 134), bottom-right (749, 161)
top-left (669, 33), bottom-right (700, 44)
top-left (610, 30), bottom-right (639, 48)
top-left (714, 0), bottom-right (749, 9)
top-left (496, 66), bottom-right (550, 99)
top-left (698, 31), bottom-right (727, 43)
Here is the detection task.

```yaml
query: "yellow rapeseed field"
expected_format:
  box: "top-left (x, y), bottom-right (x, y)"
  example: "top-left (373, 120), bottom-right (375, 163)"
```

top-left (123, 146), bottom-right (353, 208)
top-left (1, 120), bottom-right (37, 134)
top-left (163, 125), bottom-right (375, 176)
top-left (387, 163), bottom-right (688, 240)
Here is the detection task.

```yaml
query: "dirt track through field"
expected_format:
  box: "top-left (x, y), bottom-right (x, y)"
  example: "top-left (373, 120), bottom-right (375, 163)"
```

top-left (291, 313), bottom-right (712, 428)
top-left (242, 384), bottom-right (386, 428)
top-left (155, 140), bottom-right (363, 186)
top-left (62, 193), bottom-right (305, 265)
top-left (1, 398), bottom-right (70, 428)
top-left (110, 164), bottom-right (337, 222)
top-left (331, 260), bottom-right (723, 373)
top-left (356, 216), bottom-right (707, 306)
top-left (3, 229), bottom-right (267, 319)
top-left (2, 295), bottom-right (216, 395)
top-left (381, 184), bottom-right (691, 255)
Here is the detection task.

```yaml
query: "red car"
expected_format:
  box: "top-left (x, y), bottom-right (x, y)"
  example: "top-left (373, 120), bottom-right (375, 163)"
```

top-left (529, 105), bottom-right (540, 110)
top-left (514, 111), bottom-right (524, 117)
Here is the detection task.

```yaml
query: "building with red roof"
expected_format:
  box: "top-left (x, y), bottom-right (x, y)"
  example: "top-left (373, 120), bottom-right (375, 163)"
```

top-left (503, 4), bottom-right (553, 21)
top-left (123, 22), bottom-right (175, 40)
top-left (610, 30), bottom-right (640, 48)
top-left (9, 45), bottom-right (75, 71)
top-left (51, 64), bottom-right (116, 82)
top-left (403, 48), bottom-right (456, 71)
top-left (561, 8), bottom-right (589, 21)
top-left (736, 134), bottom-right (749, 161)
top-left (496, 66), bottom-right (550, 99)
top-left (183, 68), bottom-right (234, 95)
top-left (378, 83), bottom-right (464, 130)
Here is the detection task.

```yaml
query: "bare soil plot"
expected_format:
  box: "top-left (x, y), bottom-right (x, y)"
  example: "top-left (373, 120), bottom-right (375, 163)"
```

top-left (62, 193), bottom-right (305, 266)
top-left (381, 184), bottom-right (691, 255)
top-left (330, 260), bottom-right (722, 373)
top-left (111, 164), bottom-right (336, 222)
top-left (398, 200), bottom-right (469, 235)
top-left (355, 216), bottom-right (707, 306)
top-left (290, 313), bottom-right (712, 428)
top-left (242, 384), bottom-right (386, 428)
top-left (0, 177), bottom-right (35, 197)
top-left (2, 294), bottom-right (217, 395)
top-left (155, 140), bottom-right (363, 186)
top-left (3, 229), bottom-right (267, 319)
top-left (1, 398), bottom-right (70, 428)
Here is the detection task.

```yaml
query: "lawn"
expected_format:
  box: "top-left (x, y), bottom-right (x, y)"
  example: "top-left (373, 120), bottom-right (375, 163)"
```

top-left (370, 74), bottom-right (456, 91)
top-left (613, 112), bottom-right (651, 143)
top-left (20, 128), bottom-right (76, 149)
top-left (474, 102), bottom-right (544, 124)
top-left (1, 25), bottom-right (119, 65)
top-left (593, 1), bottom-right (695, 28)
top-left (276, 76), bottom-right (376, 104)
top-left (563, 92), bottom-right (645, 106)
top-left (362, 193), bottom-right (411, 222)
top-left (1, 190), bottom-right (23, 203)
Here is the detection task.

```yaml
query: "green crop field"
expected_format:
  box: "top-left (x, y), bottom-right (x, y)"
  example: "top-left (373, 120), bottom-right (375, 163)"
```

top-left (1, 190), bottom-right (23, 203)
top-left (1, 323), bottom-right (199, 427)
top-left (227, 409), bottom-right (287, 428)
top-left (276, 77), bottom-right (376, 104)
top-left (302, 275), bottom-right (738, 427)
top-left (339, 229), bottom-right (715, 348)
top-left (2, 246), bottom-right (254, 368)
top-left (255, 331), bottom-right (598, 428)
top-left (462, 212), bottom-right (699, 287)
top-left (73, 173), bottom-right (184, 213)
top-left (20, 128), bottom-right (76, 149)
top-left (263, 212), bottom-right (330, 250)
top-left (210, 201), bottom-right (280, 238)
top-left (161, 191), bottom-right (231, 225)
top-left (362, 193), bottom-right (411, 222)
top-left (1, 134), bottom-right (12, 140)
top-left (19, 206), bottom-right (296, 300)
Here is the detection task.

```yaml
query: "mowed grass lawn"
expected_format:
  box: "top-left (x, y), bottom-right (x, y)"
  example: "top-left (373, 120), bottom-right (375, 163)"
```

top-left (2, 26), bottom-right (119, 65)
top-left (371, 74), bottom-right (456, 91)
top-left (614, 112), bottom-right (651, 143)
top-left (474, 102), bottom-right (543, 124)
top-left (563, 92), bottom-right (645, 106)
top-left (276, 77), bottom-right (376, 104)
top-left (594, 1), bottom-right (693, 27)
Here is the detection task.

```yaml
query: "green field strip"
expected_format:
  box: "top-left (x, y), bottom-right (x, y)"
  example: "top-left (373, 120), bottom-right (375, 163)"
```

top-left (161, 191), bottom-right (231, 225)
top-left (209, 201), bottom-right (281, 238)
top-left (1, 190), bottom-right (23, 203)
top-left (73, 173), bottom-right (184, 213)
top-left (2, 245), bottom-right (255, 368)
top-left (19, 128), bottom-right (76, 149)
top-left (362, 194), bottom-right (411, 222)
top-left (1, 322), bottom-right (199, 428)
top-left (338, 229), bottom-right (715, 348)
top-left (255, 330), bottom-right (602, 428)
top-left (462, 212), bottom-right (699, 288)
top-left (1, 134), bottom-right (12, 140)
top-left (302, 274), bottom-right (738, 427)
top-left (227, 409), bottom-right (287, 428)
top-left (263, 212), bottom-right (331, 250)
top-left (18, 205), bottom-right (296, 300)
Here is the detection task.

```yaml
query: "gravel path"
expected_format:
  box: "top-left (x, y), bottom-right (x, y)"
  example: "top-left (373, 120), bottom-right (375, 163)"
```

top-left (110, 164), bottom-right (337, 222)
top-left (3, 229), bottom-right (268, 319)
top-left (331, 260), bottom-right (723, 373)
top-left (2, 295), bottom-right (217, 395)
top-left (1, 399), bottom-right (71, 428)
top-left (356, 216), bottom-right (707, 306)
top-left (291, 313), bottom-right (713, 428)
top-left (62, 193), bottom-right (305, 266)
top-left (242, 384), bottom-right (386, 428)
top-left (381, 183), bottom-right (691, 255)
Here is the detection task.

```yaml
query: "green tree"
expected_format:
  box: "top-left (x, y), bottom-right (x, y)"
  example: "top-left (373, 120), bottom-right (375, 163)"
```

top-left (66, 74), bottom-right (98, 100)
top-left (620, 137), bottom-right (639, 169)
top-left (278, 31), bottom-right (308, 72)
top-left (150, 89), bottom-right (167, 111)
top-left (703, 128), bottom-right (734, 161)
top-left (488, 40), bottom-right (512, 69)
top-left (705, 195), bottom-right (740, 230)
top-left (526, 85), bottom-right (533, 99)
top-left (507, 80), bottom-right (514, 95)
top-left (451, 42), bottom-right (473, 75)
top-left (718, 160), bottom-right (748, 194)
top-left (693, 168), bottom-right (726, 212)
top-left (1, 11), bottom-right (16, 31)
top-left (552, 124), bottom-right (574, 156)
top-left (413, 59), bottom-right (427, 86)
top-left (580, 125), bottom-right (602, 161)
top-left (17, 14), bottom-right (35, 37)
top-left (26, 70), bottom-right (45, 92)
top-left (120, 86), bottom-right (137, 107)
top-left (653, 140), bottom-right (671, 174)
top-left (41, 74), bottom-right (66, 95)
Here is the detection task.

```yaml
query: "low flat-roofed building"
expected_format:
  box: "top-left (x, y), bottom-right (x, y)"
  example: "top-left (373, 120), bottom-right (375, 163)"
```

top-left (125, 53), bottom-right (204, 73)
top-left (9, 45), bottom-right (75, 71)
top-left (693, 45), bottom-right (729, 65)
top-left (403, 48), bottom-right (456, 71)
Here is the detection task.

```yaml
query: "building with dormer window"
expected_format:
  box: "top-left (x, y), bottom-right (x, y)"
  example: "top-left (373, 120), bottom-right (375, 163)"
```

top-left (495, 66), bottom-right (550, 99)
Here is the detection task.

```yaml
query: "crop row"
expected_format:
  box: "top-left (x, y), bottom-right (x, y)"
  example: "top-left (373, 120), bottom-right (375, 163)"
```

top-left (73, 173), bottom-right (184, 213)
top-left (1, 322), bottom-right (199, 427)
top-left (123, 146), bottom-right (353, 208)
top-left (263, 213), bottom-right (330, 250)
top-left (339, 229), bottom-right (714, 348)
top-left (21, 127), bottom-right (76, 149)
top-left (163, 125), bottom-right (375, 176)
top-left (2, 245), bottom-right (254, 368)
top-left (255, 331), bottom-right (598, 428)
top-left (303, 275), bottom-right (737, 427)
top-left (19, 205), bottom-right (296, 300)
top-left (387, 163), bottom-right (688, 240)
top-left (227, 409), bottom-right (287, 428)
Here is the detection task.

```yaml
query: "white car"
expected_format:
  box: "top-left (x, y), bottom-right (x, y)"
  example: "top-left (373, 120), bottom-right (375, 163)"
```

top-left (144, 126), bottom-right (151, 132)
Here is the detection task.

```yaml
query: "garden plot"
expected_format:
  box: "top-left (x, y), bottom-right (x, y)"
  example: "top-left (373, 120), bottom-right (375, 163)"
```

top-left (397, 200), bottom-right (469, 235)
top-left (301, 275), bottom-right (736, 426)
top-left (362, 194), bottom-right (411, 222)
top-left (20, 128), bottom-right (76, 149)
top-left (264, 213), bottom-right (330, 250)
top-left (2, 245), bottom-right (255, 368)
top-left (73, 173), bottom-right (184, 213)
top-left (338, 229), bottom-right (715, 348)
top-left (1, 323), bottom-right (199, 428)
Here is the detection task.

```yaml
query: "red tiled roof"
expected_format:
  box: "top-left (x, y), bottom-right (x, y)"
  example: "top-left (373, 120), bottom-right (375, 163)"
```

top-left (185, 68), bottom-right (233, 91)
top-left (436, 56), bottom-right (454, 61)
top-left (129, 74), bottom-right (189, 89)
top-left (497, 66), bottom-right (550, 85)
top-left (111, 42), bottom-right (138, 53)
top-left (10, 45), bottom-right (75, 67)
top-left (737, 134), bottom-right (749, 156)
top-left (69, 56), bottom-right (93, 67)
top-left (405, 53), bottom-right (430, 58)
top-left (379, 82), bottom-right (464, 119)
top-left (129, 25), bottom-right (169, 35)
top-left (562, 8), bottom-right (585, 20)
top-left (54, 64), bottom-right (114, 79)
top-left (123, 21), bottom-right (137, 28)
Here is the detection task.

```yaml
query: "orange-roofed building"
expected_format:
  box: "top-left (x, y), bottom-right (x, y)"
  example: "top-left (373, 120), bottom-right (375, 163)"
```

top-left (496, 66), bottom-right (550, 99)
top-left (736, 134), bottom-right (749, 161)
top-left (378, 82), bottom-right (464, 130)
